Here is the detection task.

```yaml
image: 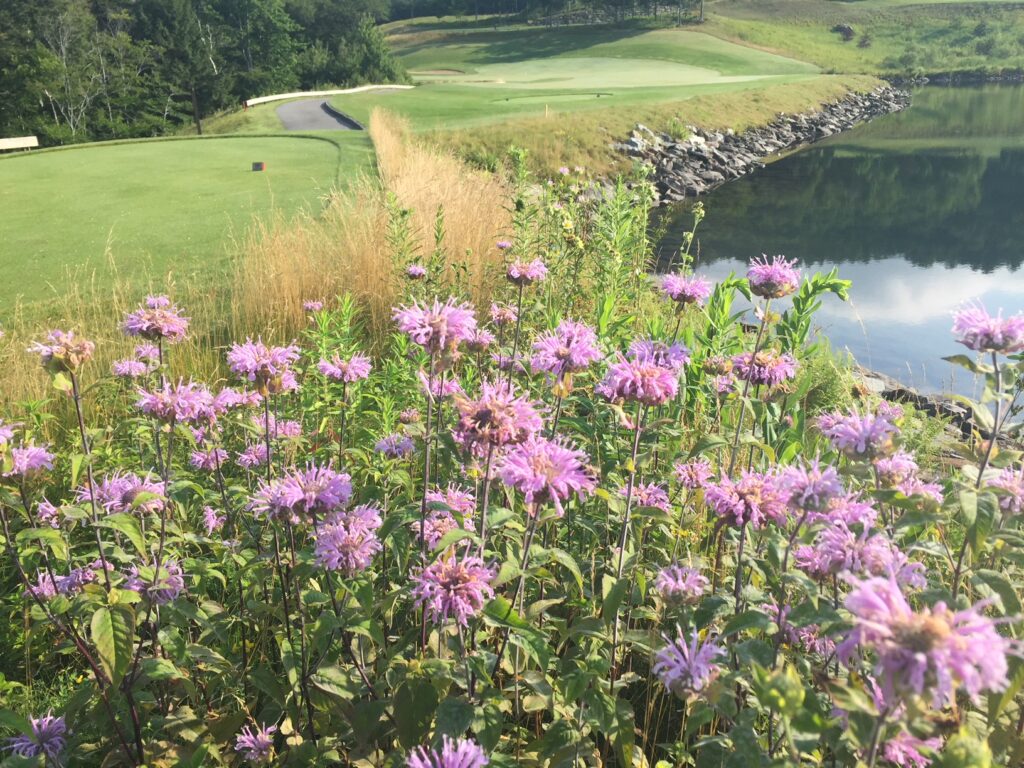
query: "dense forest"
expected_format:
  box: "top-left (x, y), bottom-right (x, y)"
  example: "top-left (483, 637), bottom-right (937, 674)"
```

top-left (0, 0), bottom-right (407, 144)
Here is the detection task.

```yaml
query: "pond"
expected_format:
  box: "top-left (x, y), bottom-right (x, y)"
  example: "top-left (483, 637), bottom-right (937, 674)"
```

top-left (659, 84), bottom-right (1024, 395)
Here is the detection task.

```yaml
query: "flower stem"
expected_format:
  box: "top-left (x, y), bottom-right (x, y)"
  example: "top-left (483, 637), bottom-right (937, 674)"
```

top-left (69, 371), bottom-right (112, 591)
top-left (727, 299), bottom-right (771, 477)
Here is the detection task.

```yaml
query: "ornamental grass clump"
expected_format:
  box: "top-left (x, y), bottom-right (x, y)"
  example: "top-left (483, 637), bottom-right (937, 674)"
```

top-left (0, 169), bottom-right (1021, 768)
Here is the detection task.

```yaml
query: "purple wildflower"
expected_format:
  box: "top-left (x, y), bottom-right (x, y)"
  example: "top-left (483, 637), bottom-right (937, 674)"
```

top-left (376, 433), bottom-right (415, 458)
top-left (655, 565), bottom-right (708, 605)
top-left (393, 298), bottom-right (477, 357)
top-left (874, 451), bottom-right (919, 487)
top-left (112, 358), bottom-right (151, 378)
top-left (237, 443), bottom-right (268, 469)
top-left (882, 731), bottom-right (942, 768)
top-left (628, 338), bottom-right (690, 373)
top-left (781, 459), bottom-right (844, 513)
top-left (531, 320), bottom-right (602, 382)
top-left (496, 240), bottom-right (512, 250)
top-left (506, 258), bottom-right (548, 286)
top-left (0, 420), bottom-right (16, 447)
top-left (839, 576), bottom-right (1014, 707)
top-left (453, 380), bottom-right (543, 454)
top-left (418, 370), bottom-right (464, 402)
top-left (85, 471), bottom-right (165, 515)
top-left (489, 303), bottom-right (518, 327)
top-left (213, 387), bottom-right (261, 413)
top-left (23, 571), bottom-right (59, 601)
top-left (136, 379), bottom-right (216, 424)
top-left (124, 559), bottom-right (186, 605)
top-left (28, 329), bottom-right (95, 373)
top-left (251, 464), bottom-right (352, 522)
top-left (498, 435), bottom-right (597, 516)
top-left (235, 723), bottom-right (277, 764)
top-left (765, 599), bottom-right (835, 656)
top-left (747, 254), bottom-right (801, 299)
top-left (990, 466), bottom-right (1024, 515)
top-left (406, 264), bottom-right (427, 280)
top-left (704, 471), bottom-right (789, 529)
top-left (203, 506), bottom-right (226, 535)
top-left (731, 350), bottom-right (797, 389)
top-left (411, 554), bottom-right (495, 627)
top-left (303, 300), bottom-right (324, 312)
top-left (190, 447), bottom-right (228, 472)
top-left (315, 515), bottom-right (382, 575)
top-left (659, 273), bottom-right (712, 307)
top-left (465, 328), bottom-right (496, 352)
top-left (623, 482), bottom-right (671, 512)
top-left (653, 630), bottom-right (725, 697)
top-left (952, 303), bottom-right (1024, 354)
top-left (318, 353), bottom-right (372, 383)
top-left (673, 457), bottom-right (714, 490)
top-left (123, 295), bottom-right (189, 343)
top-left (400, 408), bottom-right (421, 424)
top-left (5, 443), bottom-right (54, 478)
top-left (408, 736), bottom-right (489, 768)
top-left (4, 711), bottom-right (67, 761)
top-left (597, 353), bottom-right (679, 406)
top-left (37, 499), bottom-right (60, 528)
top-left (226, 339), bottom-right (300, 394)
top-left (819, 409), bottom-right (899, 460)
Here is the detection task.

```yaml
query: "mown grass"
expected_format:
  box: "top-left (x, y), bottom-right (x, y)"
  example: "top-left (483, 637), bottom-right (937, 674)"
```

top-left (0, 133), bottom-right (374, 315)
top-left (704, 0), bottom-right (1024, 74)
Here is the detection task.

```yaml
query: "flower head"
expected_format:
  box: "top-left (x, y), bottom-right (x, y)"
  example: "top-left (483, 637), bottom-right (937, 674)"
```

top-left (123, 295), bottom-right (190, 342)
top-left (465, 328), bottom-right (496, 352)
top-left (5, 443), bottom-right (54, 478)
top-left (376, 433), bottom-right (415, 458)
top-left (203, 506), bottom-right (226, 535)
top-left (5, 711), bottom-right (67, 762)
top-left (29, 330), bottom-right (95, 373)
top-left (952, 303), bottom-right (1024, 354)
top-left (190, 447), bottom-right (228, 472)
top-left (874, 451), bottom-right (919, 487)
top-left (819, 408), bottom-right (899, 461)
top-left (85, 471), bottom-right (165, 515)
top-left (136, 379), bottom-right (216, 424)
top-left (623, 482), bottom-right (670, 512)
top-left (628, 338), bottom-right (690, 373)
top-left (498, 435), bottom-right (596, 516)
top-left (705, 470), bottom-right (788, 529)
top-left (781, 459), bottom-right (844, 513)
top-left (839, 576), bottom-right (1014, 707)
top-left (124, 559), bottom-right (186, 605)
top-left (251, 464), bottom-right (352, 523)
top-left (235, 723), bottom-right (277, 764)
top-left (303, 300), bottom-right (324, 312)
top-left (421, 487), bottom-right (476, 549)
top-left (453, 380), bottom-right (543, 453)
top-left (660, 273), bottom-right (712, 307)
top-left (747, 254), bottom-right (800, 299)
top-left (653, 630), bottom-right (725, 698)
top-left (656, 565), bottom-right (708, 606)
top-left (597, 353), bottom-right (679, 406)
top-left (315, 511), bottom-right (382, 575)
top-left (237, 443), bottom-right (268, 469)
top-left (408, 736), bottom-right (489, 768)
top-left (412, 554), bottom-right (495, 627)
top-left (731, 350), bottom-right (797, 389)
top-left (882, 731), bottom-right (942, 768)
top-left (393, 299), bottom-right (477, 357)
top-left (489, 303), bottom-right (518, 327)
top-left (318, 353), bottom-right (371, 383)
top-left (531, 320), bottom-right (602, 382)
top-left (990, 466), bottom-right (1024, 515)
top-left (406, 264), bottom-right (427, 280)
top-left (226, 339), bottom-right (300, 394)
top-left (506, 258), bottom-right (548, 286)
top-left (674, 458), bottom-right (714, 490)
top-left (112, 358), bottom-right (152, 378)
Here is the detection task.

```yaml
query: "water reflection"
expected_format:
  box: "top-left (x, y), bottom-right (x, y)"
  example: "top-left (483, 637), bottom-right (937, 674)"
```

top-left (659, 85), bottom-right (1024, 394)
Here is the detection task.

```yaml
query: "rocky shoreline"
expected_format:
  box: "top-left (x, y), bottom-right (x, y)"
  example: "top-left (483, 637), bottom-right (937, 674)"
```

top-left (613, 85), bottom-right (911, 205)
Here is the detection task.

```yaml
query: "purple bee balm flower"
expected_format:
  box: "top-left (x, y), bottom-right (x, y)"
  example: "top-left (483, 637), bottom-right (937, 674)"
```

top-left (882, 731), bottom-right (942, 768)
top-left (839, 576), bottom-right (1014, 707)
top-left (659, 273), bottom-right (712, 307)
top-left (426, 485), bottom-right (476, 517)
top-left (705, 470), bottom-right (789, 529)
top-left (465, 328), bottom-right (497, 352)
top-left (491, 350), bottom-right (528, 374)
top-left (124, 559), bottom-right (186, 605)
top-left (498, 435), bottom-right (597, 516)
top-left (203, 506), bottom-right (226, 535)
top-left (5, 443), bottom-right (54, 478)
top-left (213, 386), bottom-right (261, 413)
top-left (653, 630), bottom-right (725, 698)
top-left (874, 451), bottom-right (919, 487)
top-left (37, 499), bottom-right (60, 528)
top-left (795, 521), bottom-right (925, 588)
top-left (412, 553), bottom-right (495, 627)
top-left (318, 352), bottom-right (372, 383)
top-left (952, 303), bottom-right (1024, 354)
top-left (137, 379), bottom-right (216, 424)
top-left (597, 353), bottom-right (679, 406)
top-left (24, 571), bottom-right (59, 601)
top-left (28, 329), bottom-right (95, 373)
top-left (489, 302), bottom-right (518, 327)
top-left (408, 736), bottom-right (489, 768)
top-left (818, 408), bottom-right (899, 461)
top-left (135, 343), bottom-right (160, 362)
top-left (123, 295), bottom-right (190, 343)
top-left (764, 599), bottom-right (836, 656)
top-left (420, 508), bottom-right (475, 549)
top-left (989, 466), bottom-right (1024, 515)
top-left (897, 476), bottom-right (943, 504)
top-left (58, 564), bottom-right (100, 596)
top-left (251, 464), bottom-right (352, 523)
top-left (252, 412), bottom-right (301, 440)
top-left (226, 338), bottom-right (301, 394)
top-left (506, 258), bottom-right (548, 286)
top-left (655, 564), bottom-right (708, 605)
top-left (496, 240), bottom-right (512, 250)
top-left (747, 254), bottom-right (801, 299)
top-left (674, 457), bottom-right (714, 490)
top-left (731, 350), bottom-right (797, 389)
top-left (418, 370), bottom-right (464, 402)
top-left (235, 722), bottom-right (277, 764)
top-left (400, 408), bottom-right (421, 424)
top-left (376, 433), bottom-right (415, 458)
top-left (190, 447), bottom-right (228, 472)
top-left (0, 420), bottom-right (17, 447)
top-left (112, 358), bottom-right (152, 378)
top-left (628, 338), bottom-right (690, 373)
top-left (713, 375), bottom-right (736, 396)
top-left (781, 459), bottom-right (844, 513)
top-left (84, 471), bottom-right (165, 515)
top-left (237, 443), bottom-right (269, 469)
top-left (816, 491), bottom-right (879, 527)
top-left (623, 482), bottom-right (671, 512)
top-left (393, 298), bottom-right (478, 356)
top-left (303, 300), bottom-right (324, 312)
top-left (557, 166), bottom-right (570, 175)
top-left (531, 320), bottom-right (602, 382)
top-left (453, 380), bottom-right (543, 454)
top-left (406, 264), bottom-right (427, 280)
top-left (315, 516), bottom-right (382, 575)
top-left (5, 710), bottom-right (68, 761)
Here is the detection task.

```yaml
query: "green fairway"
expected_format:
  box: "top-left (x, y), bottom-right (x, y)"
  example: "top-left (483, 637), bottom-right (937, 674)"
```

top-left (0, 134), bottom-right (373, 311)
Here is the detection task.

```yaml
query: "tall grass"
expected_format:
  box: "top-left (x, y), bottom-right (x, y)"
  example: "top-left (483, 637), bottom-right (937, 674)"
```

top-left (1, 110), bottom-right (510, 408)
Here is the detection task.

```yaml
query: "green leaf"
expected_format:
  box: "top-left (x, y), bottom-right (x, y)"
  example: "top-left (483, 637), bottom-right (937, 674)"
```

top-left (722, 609), bottom-right (772, 637)
top-left (601, 577), bottom-right (629, 625)
top-left (943, 354), bottom-right (990, 375)
top-left (394, 678), bottom-right (438, 749)
top-left (973, 569), bottom-right (1022, 615)
top-left (435, 698), bottom-right (474, 738)
top-left (549, 548), bottom-right (584, 594)
top-left (613, 698), bottom-right (636, 768)
top-left (310, 665), bottom-right (357, 702)
top-left (91, 605), bottom-right (135, 687)
top-left (96, 513), bottom-right (146, 556)
top-left (70, 454), bottom-right (85, 489)
top-left (689, 435), bottom-right (728, 457)
top-left (0, 709), bottom-right (32, 736)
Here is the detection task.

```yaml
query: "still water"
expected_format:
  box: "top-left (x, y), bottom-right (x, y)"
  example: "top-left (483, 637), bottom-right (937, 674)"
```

top-left (662, 85), bottom-right (1024, 395)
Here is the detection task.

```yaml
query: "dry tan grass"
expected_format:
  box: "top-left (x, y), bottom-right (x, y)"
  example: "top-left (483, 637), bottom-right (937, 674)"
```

top-left (1, 110), bottom-right (510, 408)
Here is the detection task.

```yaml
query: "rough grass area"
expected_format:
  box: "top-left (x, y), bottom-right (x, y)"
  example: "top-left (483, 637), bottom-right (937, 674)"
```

top-left (704, 0), bottom-right (1024, 74)
top-left (0, 134), bottom-right (374, 314)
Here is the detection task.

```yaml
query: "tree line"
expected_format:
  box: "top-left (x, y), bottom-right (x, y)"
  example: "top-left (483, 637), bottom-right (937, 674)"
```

top-left (388, 0), bottom-right (702, 27)
top-left (0, 0), bottom-right (407, 144)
